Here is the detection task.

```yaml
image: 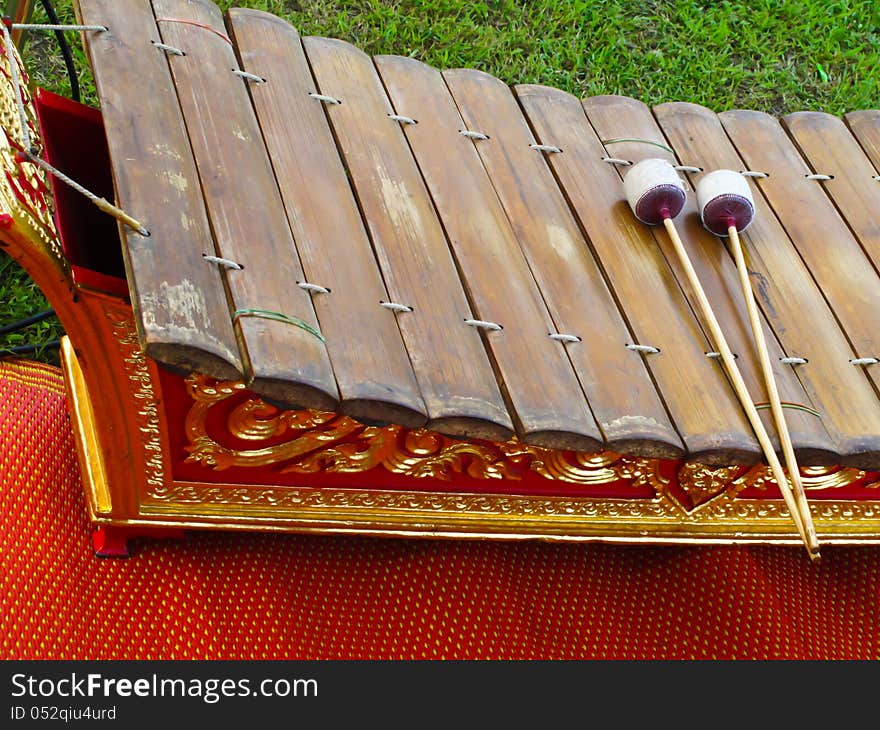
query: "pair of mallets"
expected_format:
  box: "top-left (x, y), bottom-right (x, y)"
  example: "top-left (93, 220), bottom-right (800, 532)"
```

top-left (624, 159), bottom-right (819, 559)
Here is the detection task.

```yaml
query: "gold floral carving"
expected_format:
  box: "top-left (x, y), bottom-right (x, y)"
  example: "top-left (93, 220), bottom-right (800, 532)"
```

top-left (0, 39), bottom-right (68, 277)
top-left (734, 464), bottom-right (868, 492)
top-left (695, 497), bottom-right (880, 523)
top-left (138, 374), bottom-right (880, 538)
top-left (677, 462), bottom-right (744, 505)
top-left (178, 374), bottom-right (878, 498)
top-left (142, 482), bottom-right (880, 529)
top-left (145, 483), bottom-right (675, 520)
top-left (502, 446), bottom-right (622, 485)
top-left (181, 374), bottom-right (667, 490)
top-left (289, 426), bottom-right (525, 480)
top-left (106, 309), bottom-right (164, 488)
top-left (184, 378), bottom-right (364, 471)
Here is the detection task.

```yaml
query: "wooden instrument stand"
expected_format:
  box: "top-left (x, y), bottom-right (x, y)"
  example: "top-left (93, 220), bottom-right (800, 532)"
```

top-left (2, 4), bottom-right (879, 556)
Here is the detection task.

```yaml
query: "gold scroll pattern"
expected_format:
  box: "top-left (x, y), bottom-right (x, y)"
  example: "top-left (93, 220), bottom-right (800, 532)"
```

top-left (677, 462), bottom-right (743, 506)
top-left (735, 464), bottom-right (871, 492)
top-left (678, 462), bottom-right (872, 510)
top-left (106, 308), bottom-right (165, 489)
top-left (175, 375), bottom-right (875, 513)
top-left (146, 483), bottom-right (679, 520)
top-left (142, 480), bottom-right (880, 525)
top-left (182, 374), bottom-right (666, 489)
top-left (0, 37), bottom-right (67, 276)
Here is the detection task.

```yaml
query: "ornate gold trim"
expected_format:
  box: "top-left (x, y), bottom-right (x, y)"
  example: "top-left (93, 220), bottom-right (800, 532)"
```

top-left (695, 496), bottom-right (880, 524)
top-left (145, 483), bottom-right (678, 521)
top-left (677, 462), bottom-right (742, 505)
top-left (177, 374), bottom-right (875, 514)
top-left (140, 482), bottom-right (880, 541)
top-left (734, 464), bottom-right (868, 491)
top-left (55, 361), bottom-right (880, 541)
top-left (0, 37), bottom-right (68, 279)
top-left (180, 373), bottom-right (673, 488)
top-left (60, 336), bottom-right (111, 514)
top-left (105, 307), bottom-right (164, 489)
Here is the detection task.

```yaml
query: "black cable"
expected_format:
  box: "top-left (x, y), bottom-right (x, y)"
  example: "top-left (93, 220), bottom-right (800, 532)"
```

top-left (38, 0), bottom-right (80, 102)
top-left (0, 2), bottom-right (69, 360)
top-left (0, 308), bottom-right (56, 336)
top-left (0, 338), bottom-right (61, 356)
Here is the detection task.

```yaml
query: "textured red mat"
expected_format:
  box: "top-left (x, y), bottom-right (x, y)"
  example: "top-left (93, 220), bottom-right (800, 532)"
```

top-left (1, 358), bottom-right (878, 659)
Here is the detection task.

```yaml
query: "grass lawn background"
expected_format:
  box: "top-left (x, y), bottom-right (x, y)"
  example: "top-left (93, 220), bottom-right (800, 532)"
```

top-left (3, 0), bottom-right (879, 361)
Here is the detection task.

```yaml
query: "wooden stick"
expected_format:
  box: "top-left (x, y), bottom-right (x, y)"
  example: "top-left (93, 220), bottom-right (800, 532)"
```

top-left (662, 216), bottom-right (818, 558)
top-left (728, 224), bottom-right (819, 555)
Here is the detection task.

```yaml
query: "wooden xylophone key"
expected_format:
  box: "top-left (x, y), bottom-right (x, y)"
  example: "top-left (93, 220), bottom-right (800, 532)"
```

top-left (516, 85), bottom-right (759, 464)
top-left (583, 94), bottom-right (835, 465)
top-left (846, 110), bottom-right (880, 172)
top-left (442, 69), bottom-right (682, 458)
top-left (148, 0), bottom-right (338, 410)
top-left (227, 9), bottom-right (426, 428)
top-left (76, 0), bottom-right (242, 382)
top-left (373, 56), bottom-right (602, 451)
top-left (783, 111), bottom-right (880, 276)
top-left (655, 102), bottom-right (880, 469)
top-left (301, 36), bottom-right (514, 442)
top-left (719, 110), bottom-right (880, 398)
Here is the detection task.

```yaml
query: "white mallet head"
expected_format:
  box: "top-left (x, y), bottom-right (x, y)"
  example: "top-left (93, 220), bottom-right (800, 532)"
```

top-left (696, 169), bottom-right (756, 236)
top-left (623, 158), bottom-right (687, 225)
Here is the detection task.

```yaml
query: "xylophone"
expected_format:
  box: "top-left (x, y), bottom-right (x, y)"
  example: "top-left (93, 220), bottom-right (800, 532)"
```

top-left (1, 0), bottom-right (879, 555)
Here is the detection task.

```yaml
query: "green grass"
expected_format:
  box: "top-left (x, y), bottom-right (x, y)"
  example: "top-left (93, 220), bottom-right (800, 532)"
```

top-left (3, 0), bottom-right (879, 363)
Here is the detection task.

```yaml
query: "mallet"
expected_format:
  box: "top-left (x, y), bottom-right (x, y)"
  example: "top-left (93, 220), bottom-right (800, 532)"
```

top-left (697, 169), bottom-right (818, 556)
top-left (623, 158), bottom-right (817, 558)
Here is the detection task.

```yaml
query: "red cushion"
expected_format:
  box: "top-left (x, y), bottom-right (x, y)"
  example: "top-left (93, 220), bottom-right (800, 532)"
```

top-left (1, 358), bottom-right (877, 659)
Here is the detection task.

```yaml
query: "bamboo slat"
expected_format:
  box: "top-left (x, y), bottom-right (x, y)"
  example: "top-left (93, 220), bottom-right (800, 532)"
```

top-left (375, 57), bottom-right (601, 451)
top-left (720, 109), bottom-right (880, 398)
top-left (584, 95), bottom-right (834, 463)
top-left (783, 111), bottom-right (880, 277)
top-left (76, 0), bottom-right (242, 381)
top-left (150, 0), bottom-right (337, 410)
top-left (656, 102), bottom-right (880, 467)
top-left (228, 8), bottom-right (426, 427)
top-left (516, 85), bottom-right (758, 464)
top-left (302, 36), bottom-right (513, 441)
top-left (444, 70), bottom-right (682, 458)
top-left (845, 110), bottom-right (880, 169)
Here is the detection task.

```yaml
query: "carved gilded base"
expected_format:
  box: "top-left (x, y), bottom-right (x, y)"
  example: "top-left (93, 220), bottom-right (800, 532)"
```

top-left (60, 342), bottom-right (880, 546)
top-left (3, 24), bottom-right (878, 550)
top-left (138, 481), bottom-right (880, 543)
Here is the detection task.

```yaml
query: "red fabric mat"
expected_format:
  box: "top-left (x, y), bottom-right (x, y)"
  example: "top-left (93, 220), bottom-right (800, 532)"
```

top-left (1, 359), bottom-right (878, 660)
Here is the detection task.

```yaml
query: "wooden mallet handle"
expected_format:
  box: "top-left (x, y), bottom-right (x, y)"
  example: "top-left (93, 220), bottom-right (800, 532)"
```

top-left (728, 223), bottom-right (818, 555)
top-left (625, 159), bottom-right (817, 557)
top-left (663, 216), bottom-right (816, 556)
